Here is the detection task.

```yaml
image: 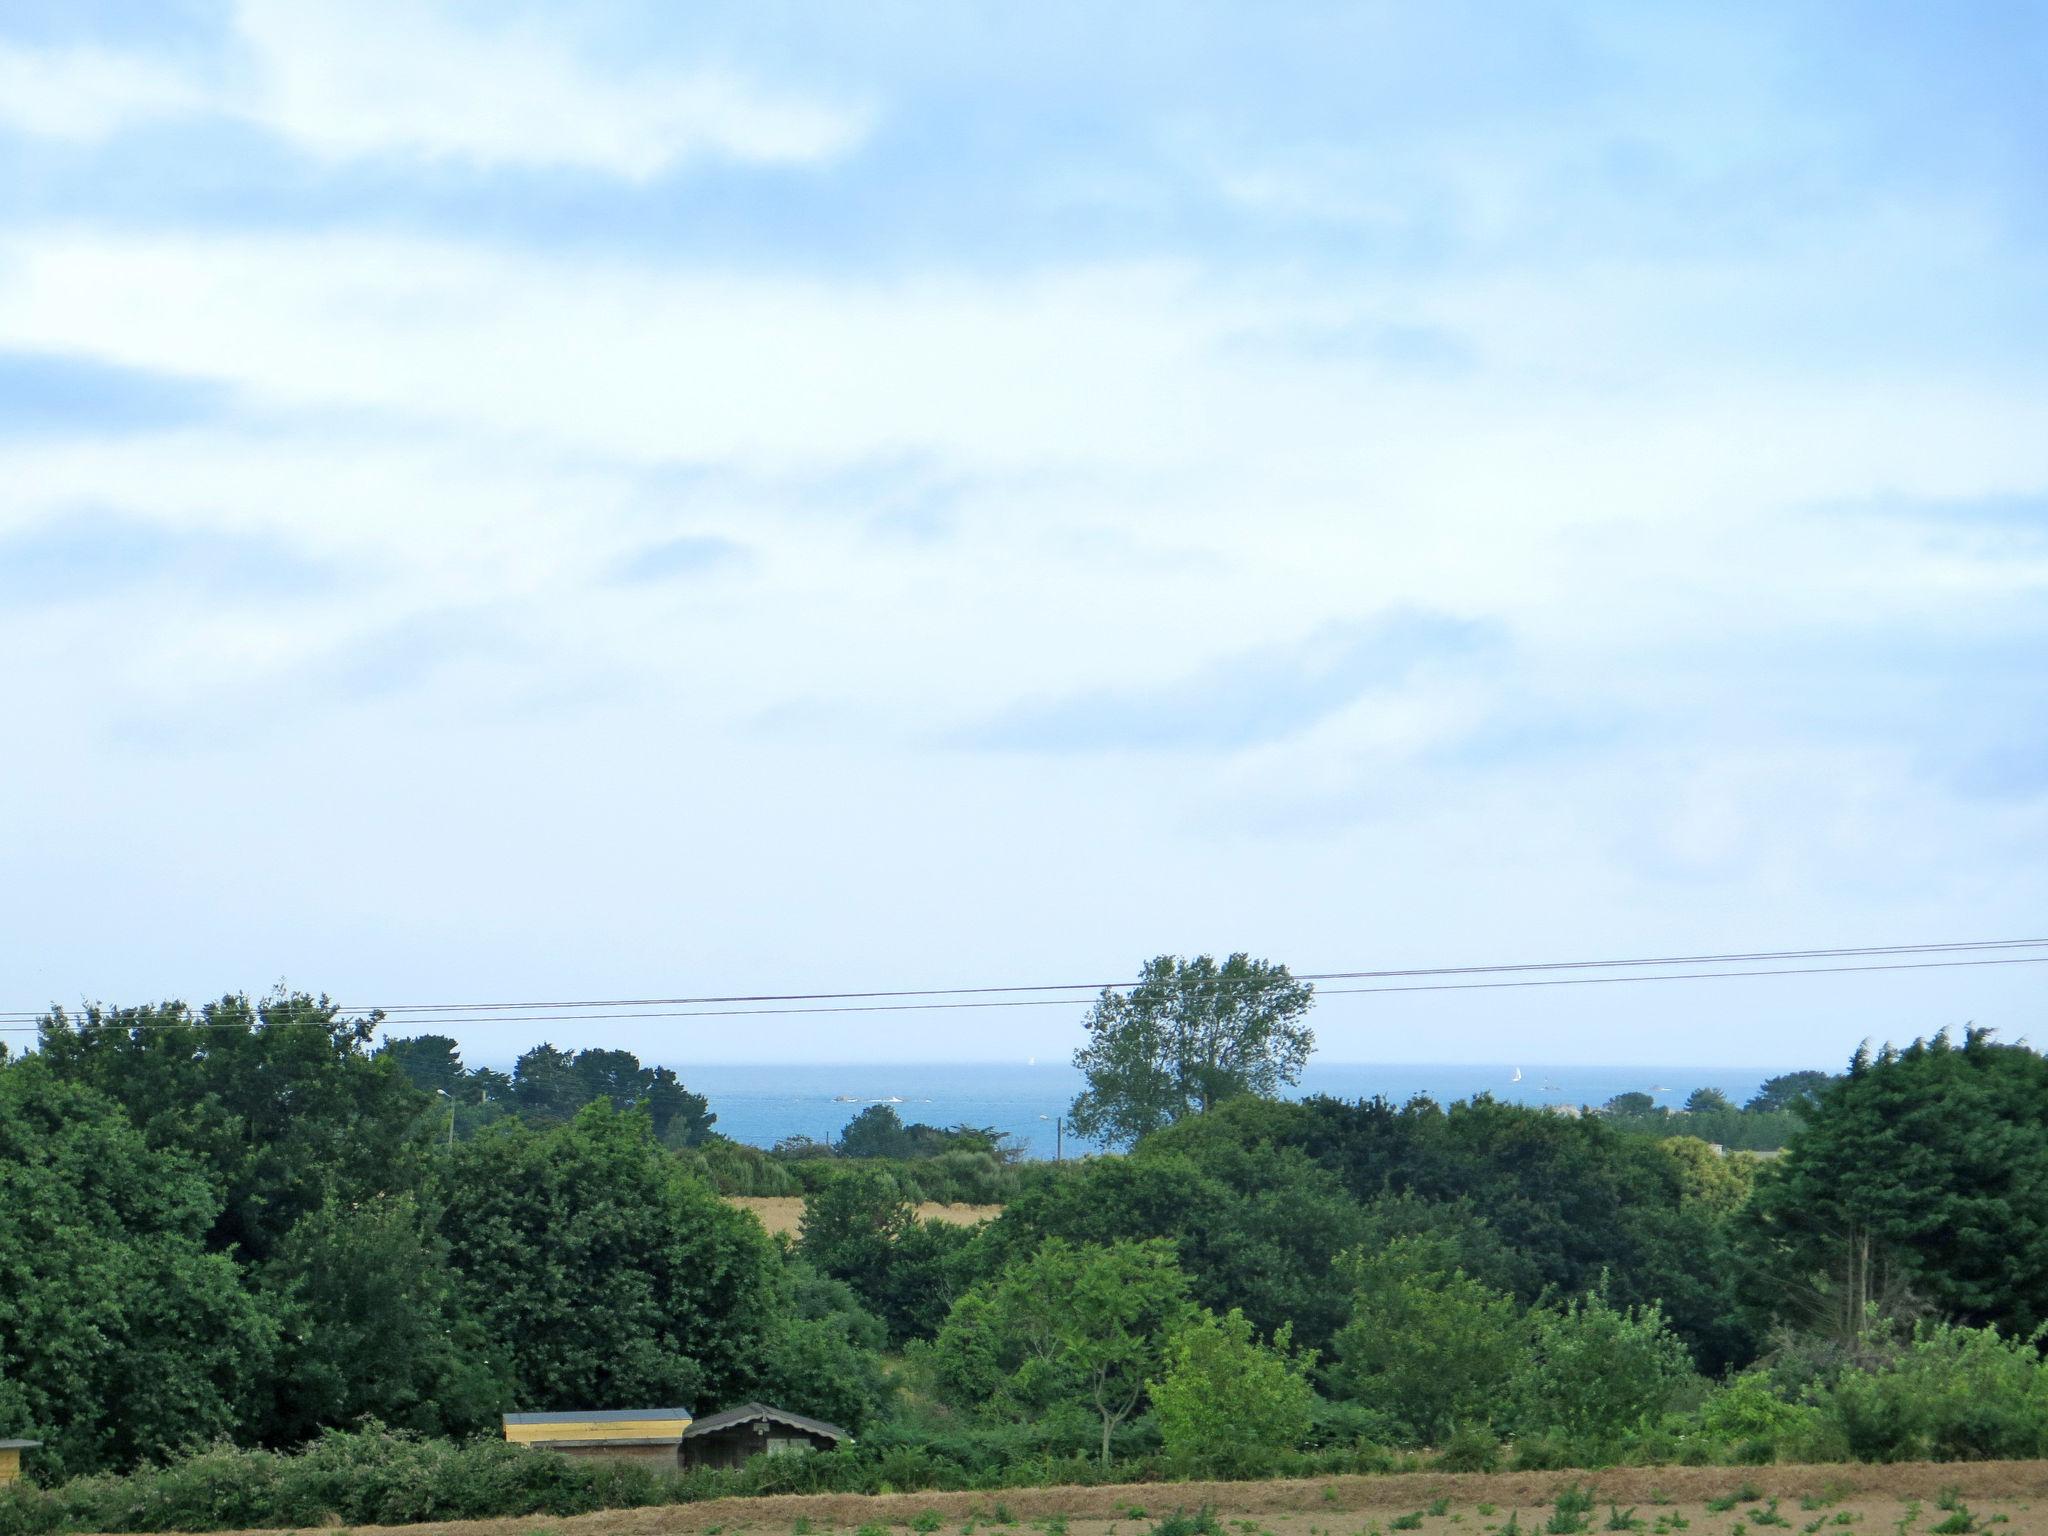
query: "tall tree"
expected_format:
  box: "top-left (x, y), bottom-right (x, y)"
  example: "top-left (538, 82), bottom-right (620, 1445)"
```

top-left (1746, 1029), bottom-right (2048, 1339)
top-left (0, 1059), bottom-right (273, 1476)
top-left (441, 1102), bottom-right (780, 1411)
top-left (1745, 1069), bottom-right (1836, 1116)
top-left (261, 1193), bottom-right (509, 1445)
top-left (1067, 953), bottom-right (1314, 1148)
top-left (645, 1066), bottom-right (715, 1146)
top-left (34, 993), bottom-right (432, 1265)
top-left (509, 1044), bottom-right (584, 1123)
top-left (378, 1034), bottom-right (468, 1099)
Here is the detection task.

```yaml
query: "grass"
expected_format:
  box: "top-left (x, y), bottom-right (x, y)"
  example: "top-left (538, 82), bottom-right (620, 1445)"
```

top-left (1153, 1511), bottom-right (1223, 1536)
top-left (913, 1518), bottom-right (943, 1534)
top-left (1752, 1500), bottom-right (1791, 1528)
top-left (1607, 1507), bottom-right (1644, 1532)
top-left (1390, 1515), bottom-right (1424, 1531)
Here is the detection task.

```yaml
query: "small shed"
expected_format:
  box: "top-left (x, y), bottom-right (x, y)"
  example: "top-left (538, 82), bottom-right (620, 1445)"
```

top-left (679, 1404), bottom-right (849, 1470)
top-left (0, 1440), bottom-right (40, 1486)
top-left (502, 1409), bottom-right (693, 1470)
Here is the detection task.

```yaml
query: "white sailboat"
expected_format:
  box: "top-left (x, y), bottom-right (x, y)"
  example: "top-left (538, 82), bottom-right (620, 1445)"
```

top-left (1511, 1067), bottom-right (1523, 1083)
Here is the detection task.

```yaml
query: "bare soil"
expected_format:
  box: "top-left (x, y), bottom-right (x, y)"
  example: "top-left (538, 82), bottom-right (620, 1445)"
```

top-left (725, 1197), bottom-right (1002, 1237)
top-left (162, 1462), bottom-right (2048, 1536)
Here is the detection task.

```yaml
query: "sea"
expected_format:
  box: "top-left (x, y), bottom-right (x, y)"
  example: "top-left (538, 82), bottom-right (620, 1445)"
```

top-left (666, 1061), bottom-right (1781, 1161)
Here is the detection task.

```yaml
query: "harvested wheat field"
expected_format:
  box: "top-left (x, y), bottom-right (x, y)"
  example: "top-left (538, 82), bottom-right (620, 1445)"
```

top-left (157, 1463), bottom-right (2048, 1536)
top-left (724, 1197), bottom-right (1003, 1236)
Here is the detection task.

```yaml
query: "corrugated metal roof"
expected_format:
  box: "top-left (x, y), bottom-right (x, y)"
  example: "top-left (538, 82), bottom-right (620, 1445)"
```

top-left (503, 1409), bottom-right (692, 1425)
top-left (681, 1403), bottom-right (849, 1442)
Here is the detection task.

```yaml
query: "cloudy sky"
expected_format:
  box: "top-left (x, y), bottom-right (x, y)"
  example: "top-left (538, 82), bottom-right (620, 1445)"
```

top-left (2, 1), bottom-right (2044, 1068)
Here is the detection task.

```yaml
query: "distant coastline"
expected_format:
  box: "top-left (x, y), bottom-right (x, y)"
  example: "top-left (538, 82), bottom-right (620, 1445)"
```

top-left (620, 1059), bottom-right (1794, 1160)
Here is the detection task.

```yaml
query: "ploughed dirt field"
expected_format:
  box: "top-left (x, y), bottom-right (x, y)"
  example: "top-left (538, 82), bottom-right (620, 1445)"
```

top-left (725, 1196), bottom-right (1002, 1235)
top-left (167, 1461), bottom-right (2048, 1536)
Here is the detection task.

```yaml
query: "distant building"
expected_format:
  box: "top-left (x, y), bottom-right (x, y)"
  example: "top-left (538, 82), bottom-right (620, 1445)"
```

top-left (501, 1409), bottom-right (693, 1470)
top-left (0, 1440), bottom-right (40, 1486)
top-left (679, 1403), bottom-right (850, 1470)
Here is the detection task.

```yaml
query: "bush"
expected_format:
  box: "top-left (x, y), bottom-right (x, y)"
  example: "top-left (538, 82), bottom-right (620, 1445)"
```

top-left (1813, 1323), bottom-right (2048, 1462)
top-left (1436, 1423), bottom-right (1502, 1472)
top-left (0, 1430), bottom-right (671, 1536)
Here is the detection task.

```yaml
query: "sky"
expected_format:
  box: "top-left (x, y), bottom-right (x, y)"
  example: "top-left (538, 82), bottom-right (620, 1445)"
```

top-left (1, 2), bottom-right (2045, 1070)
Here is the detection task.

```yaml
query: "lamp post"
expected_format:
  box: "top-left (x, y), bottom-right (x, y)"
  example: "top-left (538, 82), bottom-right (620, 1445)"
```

top-left (437, 1088), bottom-right (455, 1148)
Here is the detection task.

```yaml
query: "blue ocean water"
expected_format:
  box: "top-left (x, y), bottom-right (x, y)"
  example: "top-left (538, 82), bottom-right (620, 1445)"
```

top-left (666, 1061), bottom-right (1782, 1161)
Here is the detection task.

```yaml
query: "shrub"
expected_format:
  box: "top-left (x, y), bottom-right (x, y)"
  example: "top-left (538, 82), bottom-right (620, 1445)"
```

top-left (1812, 1323), bottom-right (2048, 1463)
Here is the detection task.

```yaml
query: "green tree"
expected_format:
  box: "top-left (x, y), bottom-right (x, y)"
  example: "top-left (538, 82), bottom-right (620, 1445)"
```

top-left (1659, 1136), bottom-right (1757, 1218)
top-left (1151, 1307), bottom-right (1315, 1474)
top-left (838, 1103), bottom-right (914, 1159)
top-left (1290, 1093), bottom-right (1754, 1371)
top-left (645, 1066), bottom-right (715, 1146)
top-left (1327, 1238), bottom-right (1526, 1444)
top-left (509, 1044), bottom-right (585, 1123)
top-left (1514, 1290), bottom-right (1696, 1456)
top-left (34, 993), bottom-right (433, 1266)
top-left (377, 1034), bottom-right (468, 1098)
top-left (1745, 1070), bottom-right (1835, 1116)
top-left (799, 1167), bottom-right (915, 1302)
top-left (751, 1261), bottom-right (892, 1431)
top-left (441, 1102), bottom-right (780, 1411)
top-left (0, 1059), bottom-right (274, 1475)
top-left (1746, 1030), bottom-right (2048, 1339)
top-left (1683, 1087), bottom-right (1733, 1114)
top-left (1068, 953), bottom-right (1314, 1148)
top-left (1604, 1092), bottom-right (1657, 1117)
top-left (984, 1137), bottom-right (1366, 1354)
top-left (930, 1237), bottom-right (1193, 1463)
top-left (261, 1193), bottom-right (509, 1445)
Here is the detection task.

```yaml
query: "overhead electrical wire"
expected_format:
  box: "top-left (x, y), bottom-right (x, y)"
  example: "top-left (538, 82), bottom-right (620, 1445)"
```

top-left (2, 938), bottom-right (2044, 1034)
top-left (5, 934), bottom-right (2039, 1024)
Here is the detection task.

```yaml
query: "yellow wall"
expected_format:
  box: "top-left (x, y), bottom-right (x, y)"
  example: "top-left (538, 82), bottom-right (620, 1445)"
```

top-left (503, 1418), bottom-right (690, 1445)
top-left (0, 1449), bottom-right (21, 1486)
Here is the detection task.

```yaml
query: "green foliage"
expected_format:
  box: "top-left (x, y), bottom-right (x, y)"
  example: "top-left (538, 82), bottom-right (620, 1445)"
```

top-left (1151, 1308), bottom-right (1316, 1475)
top-left (1694, 1377), bottom-right (1819, 1454)
top-left (1514, 1292), bottom-right (1698, 1458)
top-left (1547, 1486), bottom-right (1595, 1536)
top-left (0, 1061), bottom-right (274, 1477)
top-left (1067, 954), bottom-right (1315, 1148)
top-left (1809, 1322), bottom-right (2048, 1462)
top-left (260, 1193), bottom-right (509, 1445)
top-left (1747, 1029), bottom-right (2048, 1339)
top-left (1152, 1511), bottom-right (1222, 1536)
top-left (440, 1102), bottom-right (780, 1411)
top-left (1745, 1073), bottom-right (1836, 1116)
top-left (1328, 1238), bottom-right (1527, 1443)
top-left (0, 1428), bottom-right (672, 1535)
top-left (987, 1125), bottom-right (1369, 1353)
top-left (929, 1237), bottom-right (1193, 1464)
top-left (36, 994), bottom-right (432, 1265)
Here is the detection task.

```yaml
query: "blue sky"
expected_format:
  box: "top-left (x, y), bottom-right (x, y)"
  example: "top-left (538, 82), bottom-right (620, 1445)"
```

top-left (1, 2), bottom-right (2044, 1068)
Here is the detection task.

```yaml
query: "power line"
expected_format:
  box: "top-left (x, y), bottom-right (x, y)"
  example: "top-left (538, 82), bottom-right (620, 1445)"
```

top-left (5, 949), bottom-right (2044, 1035)
top-left (7, 934), bottom-right (2039, 1024)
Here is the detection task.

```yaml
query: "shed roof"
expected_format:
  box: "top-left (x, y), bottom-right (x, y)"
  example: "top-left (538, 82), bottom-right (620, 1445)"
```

top-left (0, 1441), bottom-right (40, 1451)
top-left (681, 1403), bottom-right (849, 1442)
top-left (504, 1409), bottom-right (692, 1426)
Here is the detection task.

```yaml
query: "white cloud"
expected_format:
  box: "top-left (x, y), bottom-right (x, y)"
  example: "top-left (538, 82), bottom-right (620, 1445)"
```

top-left (0, 43), bottom-right (206, 140)
top-left (231, 0), bottom-right (871, 178)
top-left (0, 3), bottom-right (869, 178)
